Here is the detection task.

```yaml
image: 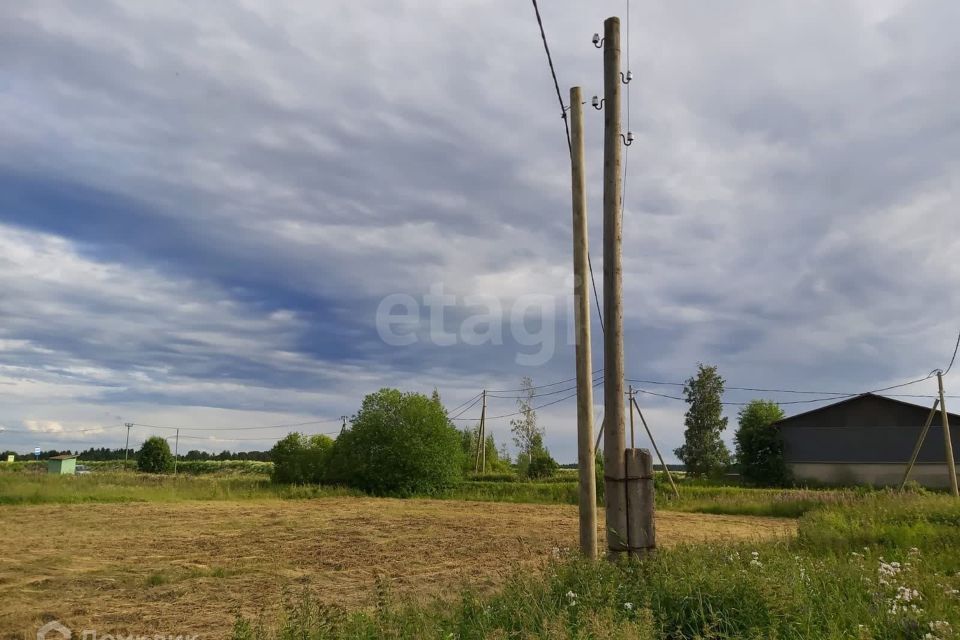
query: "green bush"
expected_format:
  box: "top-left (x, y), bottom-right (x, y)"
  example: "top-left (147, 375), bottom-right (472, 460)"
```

top-left (526, 449), bottom-right (559, 479)
top-left (326, 388), bottom-right (465, 496)
top-left (734, 399), bottom-right (788, 486)
top-left (137, 436), bottom-right (173, 474)
top-left (270, 433), bottom-right (333, 484)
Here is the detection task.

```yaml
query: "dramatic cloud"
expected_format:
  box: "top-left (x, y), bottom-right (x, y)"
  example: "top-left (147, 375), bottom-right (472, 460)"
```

top-left (1, 0), bottom-right (958, 459)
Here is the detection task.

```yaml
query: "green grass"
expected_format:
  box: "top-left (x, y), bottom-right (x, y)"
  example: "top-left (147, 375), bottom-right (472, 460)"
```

top-left (0, 467), bottom-right (870, 520)
top-left (234, 493), bottom-right (960, 639)
top-left (0, 472), bottom-right (360, 505)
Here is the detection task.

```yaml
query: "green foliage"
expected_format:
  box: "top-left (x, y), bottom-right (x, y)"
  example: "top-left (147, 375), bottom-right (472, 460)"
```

top-left (269, 432), bottom-right (333, 484)
top-left (137, 436), bottom-right (173, 474)
top-left (459, 427), bottom-right (509, 473)
top-left (510, 377), bottom-right (544, 463)
top-left (326, 388), bottom-right (465, 496)
top-left (734, 399), bottom-right (787, 486)
top-left (525, 448), bottom-right (559, 479)
top-left (798, 490), bottom-right (960, 550)
top-left (674, 364), bottom-right (731, 477)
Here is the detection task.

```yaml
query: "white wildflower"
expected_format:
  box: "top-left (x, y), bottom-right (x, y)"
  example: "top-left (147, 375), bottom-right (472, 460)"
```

top-left (624, 602), bottom-right (633, 611)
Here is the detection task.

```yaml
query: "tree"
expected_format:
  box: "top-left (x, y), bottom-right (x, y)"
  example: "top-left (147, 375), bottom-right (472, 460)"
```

top-left (526, 448), bottom-right (559, 479)
top-left (460, 426), bottom-right (509, 474)
top-left (137, 436), bottom-right (173, 474)
top-left (326, 388), bottom-right (464, 496)
top-left (510, 377), bottom-right (544, 464)
top-left (673, 364), bottom-right (731, 477)
top-left (270, 432), bottom-right (334, 484)
top-left (735, 400), bottom-right (788, 486)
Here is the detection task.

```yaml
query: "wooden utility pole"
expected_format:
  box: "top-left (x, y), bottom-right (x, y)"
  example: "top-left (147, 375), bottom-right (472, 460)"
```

top-left (475, 391), bottom-right (487, 473)
top-left (480, 390), bottom-right (487, 473)
top-left (569, 85), bottom-right (598, 559)
top-left (900, 398), bottom-right (940, 490)
top-left (628, 386), bottom-right (635, 448)
top-left (937, 372), bottom-right (959, 496)
top-left (601, 15), bottom-right (628, 558)
top-left (124, 422), bottom-right (132, 467)
top-left (173, 428), bottom-right (180, 476)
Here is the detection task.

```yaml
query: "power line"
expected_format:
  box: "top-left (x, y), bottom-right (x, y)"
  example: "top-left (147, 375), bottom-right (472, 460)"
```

top-left (627, 378), bottom-right (949, 398)
top-left (173, 431), bottom-right (340, 443)
top-left (449, 394), bottom-right (484, 421)
top-left (129, 418), bottom-right (342, 432)
top-left (446, 391), bottom-right (484, 416)
top-left (530, 0), bottom-right (604, 335)
top-left (486, 368), bottom-right (603, 394)
top-left (942, 328), bottom-right (960, 376)
top-left (531, 0), bottom-right (571, 152)
top-left (453, 378), bottom-right (604, 422)
top-left (487, 376), bottom-right (604, 400)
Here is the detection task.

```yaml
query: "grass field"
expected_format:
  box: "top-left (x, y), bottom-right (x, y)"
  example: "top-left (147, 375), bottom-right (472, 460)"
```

top-left (233, 493), bottom-right (960, 640)
top-left (2, 468), bottom-right (955, 638)
top-left (0, 497), bottom-right (793, 637)
top-left (0, 468), bottom-right (870, 519)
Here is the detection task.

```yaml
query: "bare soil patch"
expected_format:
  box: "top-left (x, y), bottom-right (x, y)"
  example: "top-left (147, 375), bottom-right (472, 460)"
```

top-left (0, 498), bottom-right (795, 638)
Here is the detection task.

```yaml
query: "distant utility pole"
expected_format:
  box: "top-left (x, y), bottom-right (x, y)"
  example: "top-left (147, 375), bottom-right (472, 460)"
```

top-left (569, 84), bottom-right (597, 559)
top-left (937, 371), bottom-right (959, 496)
top-left (628, 386), bottom-right (635, 448)
top-left (173, 428), bottom-right (180, 476)
top-left (475, 391), bottom-right (487, 473)
top-left (601, 15), bottom-right (628, 558)
top-left (124, 423), bottom-right (132, 466)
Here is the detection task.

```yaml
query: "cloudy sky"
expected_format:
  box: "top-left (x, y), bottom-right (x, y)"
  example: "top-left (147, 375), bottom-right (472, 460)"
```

top-left (1, 0), bottom-right (959, 462)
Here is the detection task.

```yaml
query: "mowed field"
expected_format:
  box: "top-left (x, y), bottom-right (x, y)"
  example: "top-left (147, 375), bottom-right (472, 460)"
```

top-left (0, 497), bottom-right (795, 638)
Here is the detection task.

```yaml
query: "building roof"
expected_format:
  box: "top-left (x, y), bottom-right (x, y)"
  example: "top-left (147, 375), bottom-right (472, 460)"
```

top-left (48, 454), bottom-right (78, 460)
top-left (773, 393), bottom-right (960, 428)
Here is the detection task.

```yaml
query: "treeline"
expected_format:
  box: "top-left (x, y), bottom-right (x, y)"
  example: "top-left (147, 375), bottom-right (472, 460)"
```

top-left (1, 447), bottom-right (271, 462)
top-left (123, 385), bottom-right (562, 495)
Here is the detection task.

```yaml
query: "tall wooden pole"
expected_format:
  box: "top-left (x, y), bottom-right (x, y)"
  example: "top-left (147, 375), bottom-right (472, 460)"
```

top-left (174, 428), bottom-right (179, 476)
top-left (602, 15), bottom-right (628, 558)
top-left (480, 390), bottom-right (487, 473)
top-left (475, 391), bottom-right (487, 473)
top-left (628, 386), bottom-right (635, 448)
top-left (124, 422), bottom-right (132, 467)
top-left (569, 85), bottom-right (597, 559)
top-left (937, 372), bottom-right (958, 496)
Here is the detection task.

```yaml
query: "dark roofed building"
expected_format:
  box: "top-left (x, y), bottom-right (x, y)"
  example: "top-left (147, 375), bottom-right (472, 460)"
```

top-left (775, 393), bottom-right (960, 488)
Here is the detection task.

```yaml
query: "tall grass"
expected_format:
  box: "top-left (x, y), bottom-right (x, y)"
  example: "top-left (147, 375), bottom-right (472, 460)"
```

top-left (235, 494), bottom-right (960, 639)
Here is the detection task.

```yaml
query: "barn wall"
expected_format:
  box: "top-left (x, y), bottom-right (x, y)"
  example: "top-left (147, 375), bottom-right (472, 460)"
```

top-left (781, 424), bottom-right (960, 464)
top-left (789, 462), bottom-right (960, 489)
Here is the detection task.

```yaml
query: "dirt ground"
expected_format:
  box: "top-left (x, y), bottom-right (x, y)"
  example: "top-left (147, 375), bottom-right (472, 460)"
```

top-left (0, 498), bottom-right (795, 638)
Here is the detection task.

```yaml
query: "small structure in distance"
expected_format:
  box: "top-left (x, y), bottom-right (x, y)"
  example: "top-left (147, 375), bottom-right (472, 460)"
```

top-left (46, 454), bottom-right (78, 475)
